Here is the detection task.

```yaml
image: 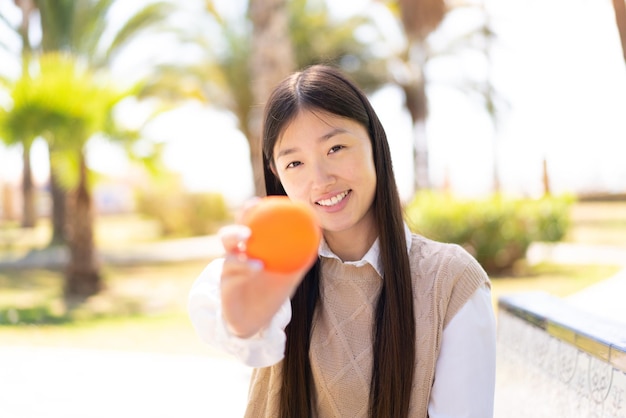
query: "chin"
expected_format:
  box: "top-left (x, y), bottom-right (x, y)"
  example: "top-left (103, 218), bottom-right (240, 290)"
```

top-left (321, 221), bottom-right (356, 235)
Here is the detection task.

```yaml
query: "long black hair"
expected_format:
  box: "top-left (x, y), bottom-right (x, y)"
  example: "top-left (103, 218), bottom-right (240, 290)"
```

top-left (261, 64), bottom-right (415, 418)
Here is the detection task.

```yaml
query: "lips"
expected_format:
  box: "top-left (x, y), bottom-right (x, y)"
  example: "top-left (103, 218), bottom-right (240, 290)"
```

top-left (316, 190), bottom-right (350, 207)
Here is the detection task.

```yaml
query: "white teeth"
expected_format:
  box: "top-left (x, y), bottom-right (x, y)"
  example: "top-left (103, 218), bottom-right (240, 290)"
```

top-left (317, 191), bottom-right (349, 207)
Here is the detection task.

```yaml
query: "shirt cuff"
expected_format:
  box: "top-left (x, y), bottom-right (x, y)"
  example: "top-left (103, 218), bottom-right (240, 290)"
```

top-left (213, 302), bottom-right (288, 368)
top-left (187, 258), bottom-right (290, 368)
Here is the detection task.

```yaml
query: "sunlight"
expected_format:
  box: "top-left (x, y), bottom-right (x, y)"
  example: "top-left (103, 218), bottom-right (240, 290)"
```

top-left (2, 0), bottom-right (626, 205)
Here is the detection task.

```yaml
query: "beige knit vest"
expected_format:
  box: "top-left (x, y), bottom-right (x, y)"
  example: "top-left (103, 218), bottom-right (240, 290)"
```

top-left (244, 234), bottom-right (490, 417)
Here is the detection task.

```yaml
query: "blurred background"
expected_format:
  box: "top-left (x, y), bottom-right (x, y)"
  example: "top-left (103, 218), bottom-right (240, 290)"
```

top-left (0, 0), bottom-right (625, 417)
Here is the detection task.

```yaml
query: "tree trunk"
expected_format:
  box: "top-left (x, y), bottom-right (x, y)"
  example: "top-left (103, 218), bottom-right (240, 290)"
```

top-left (395, 0), bottom-right (447, 195)
top-left (401, 75), bottom-right (430, 193)
top-left (64, 153), bottom-right (101, 298)
top-left (492, 153), bottom-right (501, 194)
top-left (49, 166), bottom-right (67, 246)
top-left (2, 183), bottom-right (17, 222)
top-left (412, 120), bottom-right (430, 192)
top-left (248, 0), bottom-right (294, 196)
top-left (612, 0), bottom-right (626, 62)
top-left (16, 0), bottom-right (37, 228)
top-left (542, 157), bottom-right (551, 196)
top-left (21, 142), bottom-right (37, 228)
top-left (399, 0), bottom-right (446, 42)
top-left (247, 116), bottom-right (266, 197)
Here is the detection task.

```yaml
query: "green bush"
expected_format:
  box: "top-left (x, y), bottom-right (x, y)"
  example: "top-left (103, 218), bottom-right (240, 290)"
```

top-left (0, 306), bottom-right (70, 325)
top-left (136, 191), bottom-right (232, 237)
top-left (404, 192), bottom-right (573, 274)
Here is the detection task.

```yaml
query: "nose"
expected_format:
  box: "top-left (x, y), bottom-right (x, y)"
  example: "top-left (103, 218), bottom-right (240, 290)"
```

top-left (310, 159), bottom-right (335, 190)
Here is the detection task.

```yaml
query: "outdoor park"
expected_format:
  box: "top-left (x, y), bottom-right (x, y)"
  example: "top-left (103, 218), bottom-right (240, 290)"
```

top-left (1, 0), bottom-right (626, 417)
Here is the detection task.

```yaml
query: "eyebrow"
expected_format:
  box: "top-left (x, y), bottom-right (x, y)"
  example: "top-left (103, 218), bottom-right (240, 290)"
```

top-left (276, 127), bottom-right (348, 159)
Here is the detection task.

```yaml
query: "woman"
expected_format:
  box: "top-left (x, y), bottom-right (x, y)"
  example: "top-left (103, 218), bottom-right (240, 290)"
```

top-left (188, 64), bottom-right (496, 417)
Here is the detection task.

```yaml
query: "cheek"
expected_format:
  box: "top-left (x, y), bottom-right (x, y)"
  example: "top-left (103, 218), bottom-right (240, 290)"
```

top-left (276, 172), bottom-right (306, 200)
top-left (351, 156), bottom-right (376, 184)
top-left (364, 166), bottom-right (377, 196)
top-left (357, 158), bottom-right (377, 199)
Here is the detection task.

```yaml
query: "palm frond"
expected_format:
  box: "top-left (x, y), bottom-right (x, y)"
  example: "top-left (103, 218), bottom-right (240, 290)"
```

top-left (71, 0), bottom-right (116, 57)
top-left (203, 0), bottom-right (225, 25)
top-left (0, 7), bottom-right (19, 49)
top-left (36, 0), bottom-right (75, 51)
top-left (100, 2), bottom-right (175, 65)
top-left (288, 0), bottom-right (390, 91)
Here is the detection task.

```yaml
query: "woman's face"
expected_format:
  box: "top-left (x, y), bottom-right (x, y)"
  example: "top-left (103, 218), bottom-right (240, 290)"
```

top-left (272, 109), bottom-right (377, 242)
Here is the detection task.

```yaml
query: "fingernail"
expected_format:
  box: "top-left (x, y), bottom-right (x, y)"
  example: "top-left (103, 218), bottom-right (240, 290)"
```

top-left (235, 226), bottom-right (252, 241)
top-left (219, 225), bottom-right (251, 241)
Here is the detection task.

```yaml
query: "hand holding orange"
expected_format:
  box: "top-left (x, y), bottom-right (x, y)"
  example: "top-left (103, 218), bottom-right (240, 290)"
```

top-left (242, 196), bottom-right (321, 273)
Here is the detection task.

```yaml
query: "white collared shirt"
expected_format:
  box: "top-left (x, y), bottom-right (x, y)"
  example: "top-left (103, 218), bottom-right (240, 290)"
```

top-left (188, 225), bottom-right (496, 417)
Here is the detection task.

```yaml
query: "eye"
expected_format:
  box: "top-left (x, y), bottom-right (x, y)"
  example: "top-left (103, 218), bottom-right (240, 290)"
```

top-left (328, 145), bottom-right (344, 154)
top-left (286, 161), bottom-right (302, 169)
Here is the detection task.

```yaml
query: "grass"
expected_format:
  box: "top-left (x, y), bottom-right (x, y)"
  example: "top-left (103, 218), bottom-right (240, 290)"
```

top-left (0, 260), bottom-right (619, 355)
top-left (563, 201), bottom-right (626, 246)
top-left (489, 199), bottom-right (626, 313)
top-left (0, 260), bottom-right (201, 324)
top-left (489, 262), bottom-right (621, 315)
top-left (0, 259), bottom-right (229, 357)
top-left (0, 213), bottom-right (161, 254)
top-left (0, 199), bottom-right (624, 354)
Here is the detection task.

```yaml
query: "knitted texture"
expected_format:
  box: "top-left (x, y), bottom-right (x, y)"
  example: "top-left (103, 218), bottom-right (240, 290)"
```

top-left (244, 234), bottom-right (490, 418)
top-left (309, 260), bottom-right (380, 416)
top-left (408, 235), bottom-right (490, 417)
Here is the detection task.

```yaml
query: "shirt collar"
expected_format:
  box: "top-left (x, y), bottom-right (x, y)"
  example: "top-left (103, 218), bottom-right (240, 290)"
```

top-left (318, 223), bottom-right (412, 277)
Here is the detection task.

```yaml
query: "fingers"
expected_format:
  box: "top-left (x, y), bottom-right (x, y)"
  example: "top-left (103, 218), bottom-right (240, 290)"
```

top-left (219, 197), bottom-right (263, 254)
top-left (235, 196), bottom-right (262, 224)
top-left (223, 252), bottom-right (264, 274)
top-left (219, 224), bottom-right (252, 254)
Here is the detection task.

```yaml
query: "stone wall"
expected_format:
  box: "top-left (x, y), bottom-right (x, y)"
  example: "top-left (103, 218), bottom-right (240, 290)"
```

top-left (495, 292), bottom-right (626, 418)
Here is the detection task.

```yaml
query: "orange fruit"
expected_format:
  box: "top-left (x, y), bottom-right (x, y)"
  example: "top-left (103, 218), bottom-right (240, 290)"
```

top-left (243, 196), bottom-right (321, 273)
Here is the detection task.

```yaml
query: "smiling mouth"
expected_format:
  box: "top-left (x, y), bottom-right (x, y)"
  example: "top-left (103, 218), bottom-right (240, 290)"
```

top-left (316, 190), bottom-right (351, 207)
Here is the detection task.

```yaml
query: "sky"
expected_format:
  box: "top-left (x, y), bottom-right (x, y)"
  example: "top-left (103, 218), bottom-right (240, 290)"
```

top-left (1, 0), bottom-right (626, 206)
top-left (478, 0), bottom-right (626, 197)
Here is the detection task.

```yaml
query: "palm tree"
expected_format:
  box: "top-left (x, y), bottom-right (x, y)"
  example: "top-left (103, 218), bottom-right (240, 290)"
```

top-left (33, 0), bottom-right (176, 246)
top-left (287, 0), bottom-right (390, 93)
top-left (0, 0), bottom-right (39, 228)
top-left (247, 0), bottom-right (295, 194)
top-left (380, 0), bottom-right (447, 192)
top-left (0, 0), bottom-right (184, 298)
top-left (382, 0), bottom-right (499, 194)
top-left (1, 52), bottom-right (132, 297)
top-left (150, 0), bottom-right (389, 196)
top-left (0, 8), bottom-right (17, 222)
